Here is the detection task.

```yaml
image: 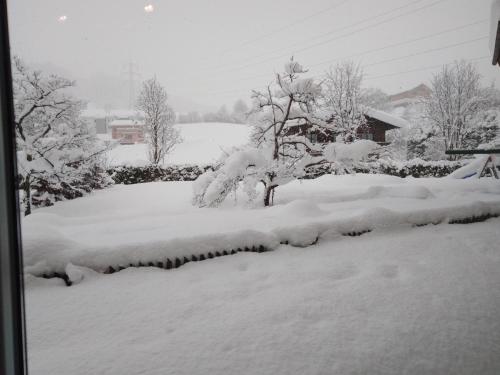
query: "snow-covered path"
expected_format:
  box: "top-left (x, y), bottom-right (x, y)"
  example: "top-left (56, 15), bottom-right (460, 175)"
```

top-left (26, 219), bottom-right (500, 375)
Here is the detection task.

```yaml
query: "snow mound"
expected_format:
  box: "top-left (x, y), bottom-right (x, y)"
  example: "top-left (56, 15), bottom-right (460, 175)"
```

top-left (24, 200), bottom-right (500, 279)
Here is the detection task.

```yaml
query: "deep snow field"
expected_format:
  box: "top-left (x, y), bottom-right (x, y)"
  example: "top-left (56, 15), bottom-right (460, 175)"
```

top-left (105, 122), bottom-right (251, 166)
top-left (23, 174), bottom-right (500, 374)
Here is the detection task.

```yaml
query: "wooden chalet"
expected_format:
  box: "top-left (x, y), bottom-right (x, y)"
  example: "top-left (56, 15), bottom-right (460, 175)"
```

top-left (284, 108), bottom-right (407, 147)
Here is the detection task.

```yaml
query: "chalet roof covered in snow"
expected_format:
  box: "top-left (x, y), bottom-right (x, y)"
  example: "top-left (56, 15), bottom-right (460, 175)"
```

top-left (491, 0), bottom-right (500, 65)
top-left (364, 107), bottom-right (409, 129)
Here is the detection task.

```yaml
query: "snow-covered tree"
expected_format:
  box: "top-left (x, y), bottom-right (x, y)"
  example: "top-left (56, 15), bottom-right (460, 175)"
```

top-left (360, 87), bottom-right (390, 110)
top-left (463, 109), bottom-right (500, 149)
top-left (321, 61), bottom-right (367, 142)
top-left (407, 122), bottom-right (445, 161)
top-left (194, 59), bottom-right (326, 207)
top-left (192, 59), bottom-right (380, 208)
top-left (424, 61), bottom-right (489, 159)
top-left (137, 77), bottom-right (180, 165)
top-left (13, 57), bottom-right (110, 215)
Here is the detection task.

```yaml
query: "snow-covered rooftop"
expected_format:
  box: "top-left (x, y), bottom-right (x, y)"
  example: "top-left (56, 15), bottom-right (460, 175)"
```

top-left (491, 0), bottom-right (500, 63)
top-left (364, 107), bottom-right (409, 129)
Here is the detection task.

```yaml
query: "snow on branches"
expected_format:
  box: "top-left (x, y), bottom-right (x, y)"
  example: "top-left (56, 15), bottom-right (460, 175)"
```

top-left (192, 58), bottom-right (379, 208)
top-left (321, 61), bottom-right (367, 142)
top-left (136, 77), bottom-right (180, 165)
top-left (13, 57), bottom-right (110, 215)
top-left (424, 60), bottom-right (491, 158)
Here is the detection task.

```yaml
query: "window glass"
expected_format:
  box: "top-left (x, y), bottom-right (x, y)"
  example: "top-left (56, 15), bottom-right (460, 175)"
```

top-left (7, 1), bottom-right (500, 374)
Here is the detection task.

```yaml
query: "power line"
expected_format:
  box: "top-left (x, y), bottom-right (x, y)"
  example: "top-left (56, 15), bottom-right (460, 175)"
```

top-left (190, 20), bottom-right (487, 93)
top-left (201, 50), bottom-right (490, 98)
top-left (218, 0), bottom-right (353, 56)
top-left (309, 18), bottom-right (487, 68)
top-left (364, 55), bottom-right (490, 80)
top-left (361, 35), bottom-right (488, 69)
top-left (216, 0), bottom-right (426, 70)
top-left (213, 0), bottom-right (444, 74)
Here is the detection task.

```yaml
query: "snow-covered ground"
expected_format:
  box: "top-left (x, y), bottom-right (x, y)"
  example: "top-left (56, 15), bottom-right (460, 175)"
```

top-left (105, 122), bottom-right (251, 166)
top-left (26, 218), bottom-right (500, 375)
top-left (23, 174), bottom-right (500, 374)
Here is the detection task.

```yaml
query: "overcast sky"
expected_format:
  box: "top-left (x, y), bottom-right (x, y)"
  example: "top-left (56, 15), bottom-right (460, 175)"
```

top-left (6, 0), bottom-right (499, 111)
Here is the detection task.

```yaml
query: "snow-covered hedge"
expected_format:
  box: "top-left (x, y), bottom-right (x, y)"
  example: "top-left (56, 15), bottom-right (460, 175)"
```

top-left (304, 159), bottom-right (464, 179)
top-left (370, 159), bottom-right (464, 178)
top-left (19, 166), bottom-right (112, 210)
top-left (108, 159), bottom-right (464, 187)
top-left (108, 165), bottom-right (209, 185)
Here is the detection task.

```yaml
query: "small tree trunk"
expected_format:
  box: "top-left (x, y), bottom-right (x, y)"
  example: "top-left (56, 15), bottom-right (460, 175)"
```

top-left (23, 176), bottom-right (32, 216)
top-left (263, 185), bottom-right (272, 207)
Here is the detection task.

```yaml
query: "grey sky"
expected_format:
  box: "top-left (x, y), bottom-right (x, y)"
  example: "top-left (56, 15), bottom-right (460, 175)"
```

top-left (7, 0), bottom-right (499, 111)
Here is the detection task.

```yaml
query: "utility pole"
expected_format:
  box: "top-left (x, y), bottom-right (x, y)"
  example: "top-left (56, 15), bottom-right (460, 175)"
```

top-left (122, 61), bottom-right (140, 110)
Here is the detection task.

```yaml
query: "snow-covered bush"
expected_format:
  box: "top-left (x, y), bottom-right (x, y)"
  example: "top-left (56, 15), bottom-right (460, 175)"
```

top-left (109, 165), bottom-right (207, 185)
top-left (373, 159), bottom-right (464, 178)
top-left (13, 57), bottom-right (110, 215)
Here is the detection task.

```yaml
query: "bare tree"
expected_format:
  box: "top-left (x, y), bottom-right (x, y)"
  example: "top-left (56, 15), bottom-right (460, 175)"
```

top-left (13, 56), bottom-right (109, 215)
top-left (322, 61), bottom-right (366, 142)
top-left (137, 77), bottom-right (180, 165)
top-left (425, 61), bottom-right (488, 158)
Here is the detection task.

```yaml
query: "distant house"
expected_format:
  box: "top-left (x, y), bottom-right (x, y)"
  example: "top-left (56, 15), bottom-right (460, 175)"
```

top-left (491, 0), bottom-right (500, 66)
top-left (81, 106), bottom-right (146, 135)
top-left (285, 108), bottom-right (407, 147)
top-left (388, 84), bottom-right (431, 105)
top-left (110, 119), bottom-right (145, 144)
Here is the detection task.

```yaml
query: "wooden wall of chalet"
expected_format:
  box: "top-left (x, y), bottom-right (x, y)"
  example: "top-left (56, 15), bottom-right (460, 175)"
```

top-left (285, 117), bottom-right (397, 145)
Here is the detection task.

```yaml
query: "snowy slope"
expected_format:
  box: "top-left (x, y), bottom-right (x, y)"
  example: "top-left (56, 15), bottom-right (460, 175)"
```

top-left (106, 122), bottom-right (251, 166)
top-left (25, 219), bottom-right (500, 375)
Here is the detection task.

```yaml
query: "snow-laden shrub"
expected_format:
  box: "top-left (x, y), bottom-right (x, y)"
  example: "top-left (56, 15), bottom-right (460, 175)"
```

top-left (13, 57), bottom-right (111, 215)
top-left (193, 140), bottom-right (380, 207)
top-left (109, 165), bottom-right (208, 185)
top-left (23, 165), bottom-right (113, 210)
top-left (303, 158), bottom-right (464, 179)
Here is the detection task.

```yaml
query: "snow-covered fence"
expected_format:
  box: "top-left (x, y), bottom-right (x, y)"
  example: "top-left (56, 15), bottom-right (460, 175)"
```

top-left (108, 165), bottom-right (209, 185)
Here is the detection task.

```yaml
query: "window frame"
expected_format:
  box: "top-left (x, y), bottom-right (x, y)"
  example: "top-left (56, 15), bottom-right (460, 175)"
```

top-left (0, 0), bottom-right (28, 373)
